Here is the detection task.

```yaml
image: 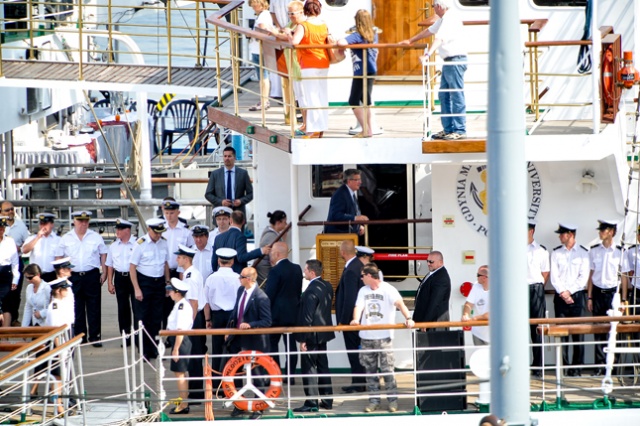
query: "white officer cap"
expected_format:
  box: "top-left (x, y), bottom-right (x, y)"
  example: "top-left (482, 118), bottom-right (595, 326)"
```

top-left (52, 257), bottom-right (75, 269)
top-left (554, 223), bottom-right (578, 234)
top-left (216, 248), bottom-right (237, 260)
top-left (527, 219), bottom-right (537, 228)
top-left (355, 246), bottom-right (375, 257)
top-left (213, 206), bottom-right (233, 217)
top-left (38, 212), bottom-right (57, 223)
top-left (71, 210), bottom-right (92, 220)
top-left (49, 277), bottom-right (72, 289)
top-left (115, 218), bottom-right (133, 229)
top-left (192, 225), bottom-right (210, 236)
top-left (168, 277), bottom-right (190, 292)
top-left (174, 244), bottom-right (196, 257)
top-left (597, 219), bottom-right (617, 231)
top-left (146, 218), bottom-right (167, 232)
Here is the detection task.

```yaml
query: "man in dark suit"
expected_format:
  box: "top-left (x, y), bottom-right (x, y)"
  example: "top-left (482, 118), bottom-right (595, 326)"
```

top-left (264, 242), bottom-right (303, 382)
top-left (205, 146), bottom-right (253, 216)
top-left (225, 266), bottom-right (272, 419)
top-left (334, 240), bottom-right (366, 393)
top-left (324, 169), bottom-right (369, 235)
top-left (210, 211), bottom-right (270, 273)
top-left (293, 259), bottom-right (335, 412)
top-left (413, 250), bottom-right (451, 327)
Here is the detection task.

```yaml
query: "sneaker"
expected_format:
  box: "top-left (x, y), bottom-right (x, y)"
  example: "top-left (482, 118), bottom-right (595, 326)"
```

top-left (364, 403), bottom-right (379, 413)
top-left (442, 132), bottom-right (466, 140)
top-left (388, 401), bottom-right (398, 413)
top-left (431, 130), bottom-right (447, 139)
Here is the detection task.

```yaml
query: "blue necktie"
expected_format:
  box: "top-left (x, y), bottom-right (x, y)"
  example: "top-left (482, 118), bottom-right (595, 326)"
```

top-left (226, 170), bottom-right (233, 200)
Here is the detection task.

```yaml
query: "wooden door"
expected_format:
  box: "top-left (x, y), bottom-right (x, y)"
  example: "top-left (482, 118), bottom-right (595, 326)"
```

top-left (373, 0), bottom-right (433, 77)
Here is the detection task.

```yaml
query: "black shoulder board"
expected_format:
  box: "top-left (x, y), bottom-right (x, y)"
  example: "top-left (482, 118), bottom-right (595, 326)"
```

top-left (540, 244), bottom-right (547, 250)
top-left (137, 238), bottom-right (145, 245)
top-left (590, 243), bottom-right (600, 249)
top-left (186, 272), bottom-right (191, 278)
top-left (553, 245), bottom-right (563, 251)
top-left (616, 245), bottom-right (623, 250)
top-left (161, 236), bottom-right (166, 240)
top-left (580, 245), bottom-right (589, 252)
top-left (629, 244), bottom-right (638, 249)
top-left (178, 303), bottom-right (184, 310)
top-left (52, 303), bottom-right (58, 309)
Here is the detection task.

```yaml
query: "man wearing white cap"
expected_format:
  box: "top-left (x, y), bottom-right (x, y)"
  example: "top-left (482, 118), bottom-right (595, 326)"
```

top-left (550, 222), bottom-right (590, 376)
top-left (55, 211), bottom-right (107, 346)
top-left (23, 213), bottom-right (60, 282)
top-left (175, 244), bottom-right (206, 403)
top-left (2, 202), bottom-right (29, 326)
top-left (204, 247), bottom-right (240, 383)
top-left (587, 219), bottom-right (623, 375)
top-left (527, 219), bottom-right (549, 377)
top-left (106, 219), bottom-right (136, 346)
top-left (191, 225), bottom-right (213, 280)
top-left (209, 206), bottom-right (233, 244)
top-left (129, 218), bottom-right (171, 359)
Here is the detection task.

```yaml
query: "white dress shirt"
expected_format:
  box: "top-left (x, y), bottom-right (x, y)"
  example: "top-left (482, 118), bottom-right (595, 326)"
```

top-left (550, 243), bottom-right (590, 294)
top-left (205, 267), bottom-right (241, 311)
top-left (55, 229), bottom-right (107, 272)
top-left (106, 236), bottom-right (136, 273)
top-left (589, 243), bottom-right (623, 289)
top-left (527, 240), bottom-right (550, 284)
top-left (24, 233), bottom-right (61, 273)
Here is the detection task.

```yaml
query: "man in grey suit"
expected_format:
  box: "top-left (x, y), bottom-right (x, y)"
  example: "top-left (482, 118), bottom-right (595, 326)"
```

top-left (205, 146), bottom-right (253, 216)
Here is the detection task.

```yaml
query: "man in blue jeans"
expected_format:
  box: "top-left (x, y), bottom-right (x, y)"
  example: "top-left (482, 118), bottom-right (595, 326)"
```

top-left (400, 0), bottom-right (467, 140)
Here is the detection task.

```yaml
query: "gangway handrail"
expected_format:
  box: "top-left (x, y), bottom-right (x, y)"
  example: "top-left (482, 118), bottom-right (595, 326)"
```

top-left (0, 326), bottom-right (67, 368)
top-left (298, 218), bottom-right (432, 227)
top-left (160, 315), bottom-right (640, 337)
top-left (11, 177), bottom-right (211, 184)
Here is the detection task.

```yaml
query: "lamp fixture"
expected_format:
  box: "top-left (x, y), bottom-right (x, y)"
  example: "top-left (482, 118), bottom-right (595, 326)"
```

top-left (576, 170), bottom-right (598, 194)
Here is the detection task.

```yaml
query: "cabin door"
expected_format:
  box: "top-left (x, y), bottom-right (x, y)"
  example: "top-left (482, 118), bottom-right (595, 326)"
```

top-left (373, 0), bottom-right (430, 77)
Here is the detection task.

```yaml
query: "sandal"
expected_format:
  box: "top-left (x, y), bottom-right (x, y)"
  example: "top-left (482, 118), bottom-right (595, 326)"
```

top-left (302, 131), bottom-right (323, 139)
top-left (294, 129), bottom-right (306, 137)
top-left (248, 102), bottom-right (270, 112)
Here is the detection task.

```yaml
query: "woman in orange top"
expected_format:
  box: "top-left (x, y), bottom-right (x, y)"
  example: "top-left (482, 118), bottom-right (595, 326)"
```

top-left (288, 0), bottom-right (330, 138)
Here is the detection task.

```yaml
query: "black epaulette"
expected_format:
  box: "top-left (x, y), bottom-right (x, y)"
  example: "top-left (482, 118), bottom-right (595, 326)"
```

top-left (137, 238), bottom-right (145, 245)
top-left (590, 243), bottom-right (600, 249)
top-left (553, 245), bottom-right (563, 251)
top-left (616, 245), bottom-right (623, 250)
top-left (629, 244), bottom-right (638, 249)
top-left (161, 236), bottom-right (166, 240)
top-left (52, 302), bottom-right (58, 310)
top-left (540, 244), bottom-right (547, 250)
top-left (580, 245), bottom-right (589, 252)
top-left (186, 272), bottom-right (191, 278)
top-left (178, 303), bottom-right (184, 310)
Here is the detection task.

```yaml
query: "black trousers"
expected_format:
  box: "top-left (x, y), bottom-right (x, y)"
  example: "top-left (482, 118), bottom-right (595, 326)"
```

top-left (529, 283), bottom-right (546, 368)
top-left (301, 342), bottom-right (333, 408)
top-left (4, 257), bottom-right (23, 320)
top-left (554, 290), bottom-right (586, 368)
top-left (592, 286), bottom-right (616, 365)
top-left (269, 332), bottom-right (298, 380)
top-left (188, 310), bottom-right (207, 401)
top-left (41, 271), bottom-right (58, 283)
top-left (114, 271), bottom-right (135, 340)
top-left (133, 273), bottom-right (165, 358)
top-left (211, 309), bottom-right (232, 379)
top-left (342, 330), bottom-right (366, 384)
top-left (70, 268), bottom-right (101, 342)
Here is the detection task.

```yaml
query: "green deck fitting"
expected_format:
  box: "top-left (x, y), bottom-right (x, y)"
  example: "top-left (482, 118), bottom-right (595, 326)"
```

top-left (412, 405), bottom-right (422, 415)
top-left (286, 408), bottom-right (295, 418)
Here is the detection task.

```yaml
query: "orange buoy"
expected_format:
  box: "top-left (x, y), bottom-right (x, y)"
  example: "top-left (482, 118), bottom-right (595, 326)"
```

top-left (618, 51), bottom-right (639, 89)
top-left (222, 350), bottom-right (282, 412)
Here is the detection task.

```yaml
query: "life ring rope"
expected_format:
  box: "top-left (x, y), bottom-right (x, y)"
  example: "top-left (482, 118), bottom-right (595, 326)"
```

top-left (221, 350), bottom-right (283, 412)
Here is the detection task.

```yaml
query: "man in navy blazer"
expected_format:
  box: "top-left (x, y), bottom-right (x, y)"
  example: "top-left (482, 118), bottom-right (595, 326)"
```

top-left (264, 242), bottom-right (303, 382)
top-left (334, 240), bottom-right (366, 393)
top-left (205, 146), bottom-right (253, 217)
top-left (324, 169), bottom-right (369, 235)
top-left (293, 259), bottom-right (335, 412)
top-left (413, 250), bottom-right (451, 326)
top-left (211, 211), bottom-right (270, 273)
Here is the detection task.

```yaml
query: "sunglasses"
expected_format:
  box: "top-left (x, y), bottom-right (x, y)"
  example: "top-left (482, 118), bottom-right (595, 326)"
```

top-left (25, 275), bottom-right (36, 280)
top-left (239, 275), bottom-right (249, 280)
top-left (427, 260), bottom-right (435, 264)
top-left (2, 208), bottom-right (13, 212)
top-left (477, 274), bottom-right (486, 278)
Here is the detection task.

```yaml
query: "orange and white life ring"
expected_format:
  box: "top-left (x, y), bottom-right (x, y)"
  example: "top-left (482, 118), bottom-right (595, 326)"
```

top-left (222, 350), bottom-right (282, 412)
top-left (602, 46), bottom-right (614, 107)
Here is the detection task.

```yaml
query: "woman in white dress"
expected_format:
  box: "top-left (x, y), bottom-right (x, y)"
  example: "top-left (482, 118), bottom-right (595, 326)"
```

top-left (22, 264), bottom-right (51, 327)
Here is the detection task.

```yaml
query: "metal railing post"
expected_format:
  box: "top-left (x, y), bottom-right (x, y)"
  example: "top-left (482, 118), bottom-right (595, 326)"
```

top-left (167, 0), bottom-right (172, 83)
top-left (78, 0), bottom-right (84, 80)
top-left (195, 1), bottom-right (201, 67)
top-left (215, 26), bottom-right (223, 107)
top-left (107, 0), bottom-right (113, 63)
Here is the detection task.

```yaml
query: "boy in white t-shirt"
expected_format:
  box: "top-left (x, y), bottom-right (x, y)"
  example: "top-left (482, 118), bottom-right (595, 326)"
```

top-left (462, 265), bottom-right (490, 345)
top-left (351, 263), bottom-right (414, 413)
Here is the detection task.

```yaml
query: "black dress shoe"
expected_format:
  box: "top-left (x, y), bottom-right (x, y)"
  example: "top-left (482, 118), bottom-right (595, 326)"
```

top-left (531, 370), bottom-right (542, 378)
top-left (250, 410), bottom-right (263, 419)
top-left (170, 405), bottom-right (190, 415)
top-left (91, 342), bottom-right (103, 348)
top-left (293, 405), bottom-right (318, 413)
top-left (319, 401), bottom-right (333, 410)
top-left (231, 407), bottom-right (245, 417)
top-left (342, 385), bottom-right (365, 393)
top-left (593, 368), bottom-right (605, 376)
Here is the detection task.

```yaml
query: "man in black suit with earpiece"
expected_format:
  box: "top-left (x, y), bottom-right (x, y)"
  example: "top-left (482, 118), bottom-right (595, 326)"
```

top-left (413, 250), bottom-right (451, 328)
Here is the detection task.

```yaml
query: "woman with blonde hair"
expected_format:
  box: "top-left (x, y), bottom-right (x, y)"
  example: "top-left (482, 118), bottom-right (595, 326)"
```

top-left (337, 10), bottom-right (379, 138)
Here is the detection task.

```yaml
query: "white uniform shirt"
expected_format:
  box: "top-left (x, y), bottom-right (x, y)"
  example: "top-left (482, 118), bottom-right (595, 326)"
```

top-left (45, 297), bottom-right (74, 328)
top-left (6, 218), bottom-right (29, 247)
top-left (193, 244), bottom-right (213, 280)
top-left (24, 233), bottom-right (61, 273)
top-left (55, 229), bottom-right (107, 272)
top-left (106, 236), bottom-right (136, 273)
top-left (164, 224), bottom-right (194, 270)
top-left (623, 245), bottom-right (640, 289)
top-left (550, 244), bottom-right (590, 295)
top-left (167, 298), bottom-right (194, 331)
top-left (527, 240), bottom-right (550, 284)
top-left (428, 10), bottom-right (467, 59)
top-left (22, 281), bottom-right (51, 326)
top-left (0, 235), bottom-right (19, 284)
top-left (466, 282), bottom-right (490, 343)
top-left (130, 235), bottom-right (170, 278)
top-left (589, 243), bottom-right (623, 289)
top-left (355, 281), bottom-right (402, 340)
top-left (183, 265), bottom-right (205, 311)
top-left (205, 267), bottom-right (241, 311)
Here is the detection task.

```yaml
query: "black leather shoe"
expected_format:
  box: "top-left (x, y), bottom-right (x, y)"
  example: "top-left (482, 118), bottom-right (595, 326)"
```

top-left (170, 405), bottom-right (190, 415)
top-left (319, 401), bottom-right (333, 410)
top-left (250, 410), bottom-right (263, 419)
top-left (231, 407), bottom-right (245, 417)
top-left (91, 342), bottom-right (103, 348)
top-left (531, 370), bottom-right (542, 378)
top-left (293, 405), bottom-right (318, 413)
top-left (342, 385), bottom-right (365, 393)
top-left (593, 368), bottom-right (605, 376)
